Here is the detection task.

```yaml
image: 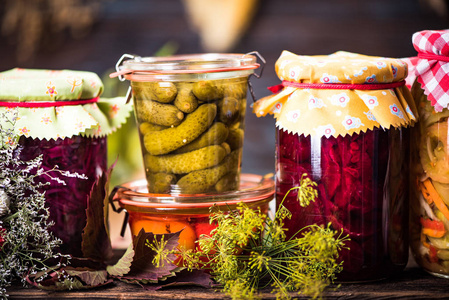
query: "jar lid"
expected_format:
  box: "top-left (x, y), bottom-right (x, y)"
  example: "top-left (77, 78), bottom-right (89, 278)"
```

top-left (253, 51), bottom-right (419, 138)
top-left (0, 68), bottom-right (133, 140)
top-left (111, 53), bottom-right (261, 82)
top-left (111, 173), bottom-right (274, 214)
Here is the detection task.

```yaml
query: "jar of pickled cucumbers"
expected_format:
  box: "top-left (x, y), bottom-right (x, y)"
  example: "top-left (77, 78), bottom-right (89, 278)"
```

top-left (112, 53), bottom-right (263, 194)
top-left (253, 51), bottom-right (418, 281)
top-left (409, 30), bottom-right (449, 278)
top-left (0, 68), bottom-right (132, 257)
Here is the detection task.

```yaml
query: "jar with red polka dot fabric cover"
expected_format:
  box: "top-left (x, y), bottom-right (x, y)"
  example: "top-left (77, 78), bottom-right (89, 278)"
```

top-left (0, 68), bottom-right (132, 257)
top-left (252, 51), bottom-right (418, 281)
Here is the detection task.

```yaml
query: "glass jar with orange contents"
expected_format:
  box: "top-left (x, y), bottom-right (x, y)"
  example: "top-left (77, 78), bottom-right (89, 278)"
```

top-left (109, 174), bottom-right (274, 265)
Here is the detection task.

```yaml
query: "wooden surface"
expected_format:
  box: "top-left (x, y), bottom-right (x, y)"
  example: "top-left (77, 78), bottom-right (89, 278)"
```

top-left (6, 259), bottom-right (449, 299)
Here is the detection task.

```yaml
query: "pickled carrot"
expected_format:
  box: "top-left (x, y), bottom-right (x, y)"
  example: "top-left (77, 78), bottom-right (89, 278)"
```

top-left (419, 181), bottom-right (433, 204)
top-left (423, 179), bottom-right (449, 222)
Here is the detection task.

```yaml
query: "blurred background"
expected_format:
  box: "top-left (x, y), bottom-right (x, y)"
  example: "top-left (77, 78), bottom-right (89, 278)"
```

top-left (0, 0), bottom-right (448, 246)
top-left (0, 0), bottom-right (448, 179)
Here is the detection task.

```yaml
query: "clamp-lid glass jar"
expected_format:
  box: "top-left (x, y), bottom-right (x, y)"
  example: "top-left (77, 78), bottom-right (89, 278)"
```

top-left (110, 173), bottom-right (274, 265)
top-left (112, 53), bottom-right (263, 195)
top-left (253, 51), bottom-right (418, 281)
top-left (0, 68), bottom-right (132, 256)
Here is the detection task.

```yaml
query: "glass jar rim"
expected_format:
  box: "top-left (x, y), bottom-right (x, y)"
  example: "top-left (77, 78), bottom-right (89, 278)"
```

top-left (121, 53), bottom-right (258, 72)
top-left (112, 173), bottom-right (274, 212)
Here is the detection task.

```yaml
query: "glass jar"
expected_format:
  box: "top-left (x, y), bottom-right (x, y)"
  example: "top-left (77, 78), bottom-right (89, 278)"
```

top-left (114, 53), bottom-right (262, 194)
top-left (110, 173), bottom-right (274, 266)
top-left (0, 68), bottom-right (133, 258)
top-left (18, 135), bottom-right (107, 257)
top-left (276, 127), bottom-right (409, 281)
top-left (409, 83), bottom-right (449, 278)
top-left (253, 51), bottom-right (417, 282)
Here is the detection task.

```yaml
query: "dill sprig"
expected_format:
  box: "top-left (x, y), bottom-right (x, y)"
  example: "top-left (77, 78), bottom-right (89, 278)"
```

top-left (177, 175), bottom-right (349, 300)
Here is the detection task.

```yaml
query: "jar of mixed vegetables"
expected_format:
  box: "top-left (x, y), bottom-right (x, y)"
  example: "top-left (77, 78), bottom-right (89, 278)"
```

top-left (112, 53), bottom-right (262, 195)
top-left (0, 68), bottom-right (132, 257)
top-left (253, 51), bottom-right (418, 281)
top-left (409, 30), bottom-right (449, 278)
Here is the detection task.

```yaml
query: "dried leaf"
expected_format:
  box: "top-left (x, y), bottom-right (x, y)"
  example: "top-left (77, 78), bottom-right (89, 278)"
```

top-left (81, 161), bottom-right (116, 261)
top-left (26, 265), bottom-right (112, 291)
top-left (66, 268), bottom-right (109, 286)
top-left (120, 229), bottom-right (180, 282)
top-left (107, 243), bottom-right (135, 277)
top-left (143, 269), bottom-right (213, 291)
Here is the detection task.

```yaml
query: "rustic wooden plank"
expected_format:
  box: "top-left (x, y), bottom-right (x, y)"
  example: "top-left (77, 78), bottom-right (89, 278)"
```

top-left (7, 265), bottom-right (449, 299)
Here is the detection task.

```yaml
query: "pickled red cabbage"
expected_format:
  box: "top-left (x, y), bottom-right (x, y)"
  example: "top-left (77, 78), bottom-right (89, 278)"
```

top-left (18, 135), bottom-right (107, 257)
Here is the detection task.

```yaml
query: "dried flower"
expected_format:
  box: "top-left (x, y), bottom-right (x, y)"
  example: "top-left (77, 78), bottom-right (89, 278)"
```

top-left (0, 109), bottom-right (85, 298)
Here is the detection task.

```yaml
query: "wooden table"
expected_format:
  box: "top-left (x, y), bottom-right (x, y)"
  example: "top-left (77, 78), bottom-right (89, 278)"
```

top-left (7, 258), bottom-right (449, 299)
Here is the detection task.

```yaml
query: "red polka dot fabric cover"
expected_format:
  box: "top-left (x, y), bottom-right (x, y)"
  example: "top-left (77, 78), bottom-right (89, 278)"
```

top-left (253, 51), bottom-right (418, 138)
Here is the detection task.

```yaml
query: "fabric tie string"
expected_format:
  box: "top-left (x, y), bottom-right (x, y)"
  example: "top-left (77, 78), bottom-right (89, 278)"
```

top-left (0, 97), bottom-right (99, 108)
top-left (418, 52), bottom-right (449, 62)
top-left (268, 80), bottom-right (405, 93)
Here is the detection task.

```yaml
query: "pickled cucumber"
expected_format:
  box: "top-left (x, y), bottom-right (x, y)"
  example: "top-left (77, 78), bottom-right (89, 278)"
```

top-left (146, 172), bottom-right (176, 193)
top-left (192, 80), bottom-right (224, 102)
top-left (223, 81), bottom-right (247, 99)
top-left (150, 81), bottom-right (178, 103)
top-left (176, 150), bottom-right (240, 193)
top-left (174, 84), bottom-right (199, 113)
top-left (132, 81), bottom-right (178, 103)
top-left (226, 128), bottom-right (244, 150)
top-left (220, 142), bottom-right (231, 155)
top-left (174, 122), bottom-right (229, 154)
top-left (218, 96), bottom-right (240, 125)
top-left (215, 172), bottom-right (239, 192)
top-left (135, 99), bottom-right (184, 126)
top-left (145, 145), bottom-right (227, 174)
top-left (139, 122), bottom-right (167, 135)
top-left (143, 103), bottom-right (217, 155)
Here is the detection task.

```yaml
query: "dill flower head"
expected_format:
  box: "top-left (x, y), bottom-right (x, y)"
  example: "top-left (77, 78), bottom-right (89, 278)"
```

top-left (181, 173), bottom-right (349, 300)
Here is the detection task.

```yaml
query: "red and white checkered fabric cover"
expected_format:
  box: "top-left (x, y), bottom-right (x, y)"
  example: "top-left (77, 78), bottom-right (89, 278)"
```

top-left (413, 29), bottom-right (449, 112)
top-left (401, 56), bottom-right (419, 89)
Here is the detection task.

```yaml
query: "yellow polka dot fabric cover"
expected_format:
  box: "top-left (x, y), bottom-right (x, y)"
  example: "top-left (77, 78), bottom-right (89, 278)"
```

top-left (253, 51), bottom-right (418, 138)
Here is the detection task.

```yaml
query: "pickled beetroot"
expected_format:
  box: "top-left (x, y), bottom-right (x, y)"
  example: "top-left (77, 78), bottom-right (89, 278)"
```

top-left (276, 128), bottom-right (409, 281)
top-left (18, 135), bottom-right (107, 257)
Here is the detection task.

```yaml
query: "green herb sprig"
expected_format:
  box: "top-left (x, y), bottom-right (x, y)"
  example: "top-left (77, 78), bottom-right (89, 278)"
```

top-left (174, 174), bottom-right (349, 300)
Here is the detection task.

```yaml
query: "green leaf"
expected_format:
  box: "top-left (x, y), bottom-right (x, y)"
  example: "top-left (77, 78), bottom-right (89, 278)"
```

top-left (107, 242), bottom-right (135, 276)
top-left (81, 160), bottom-right (116, 261)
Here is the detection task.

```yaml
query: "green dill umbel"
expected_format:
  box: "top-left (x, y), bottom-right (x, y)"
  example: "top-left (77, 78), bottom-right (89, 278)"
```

top-left (0, 110), bottom-right (84, 298)
top-left (168, 174), bottom-right (349, 300)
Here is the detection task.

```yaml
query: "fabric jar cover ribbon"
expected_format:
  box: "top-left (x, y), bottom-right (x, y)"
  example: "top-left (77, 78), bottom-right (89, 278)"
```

top-left (252, 51), bottom-right (418, 138)
top-left (412, 29), bottom-right (449, 112)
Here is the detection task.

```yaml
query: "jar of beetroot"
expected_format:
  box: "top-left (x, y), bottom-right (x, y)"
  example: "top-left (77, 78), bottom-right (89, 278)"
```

top-left (0, 68), bottom-right (132, 257)
top-left (253, 51), bottom-right (418, 281)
